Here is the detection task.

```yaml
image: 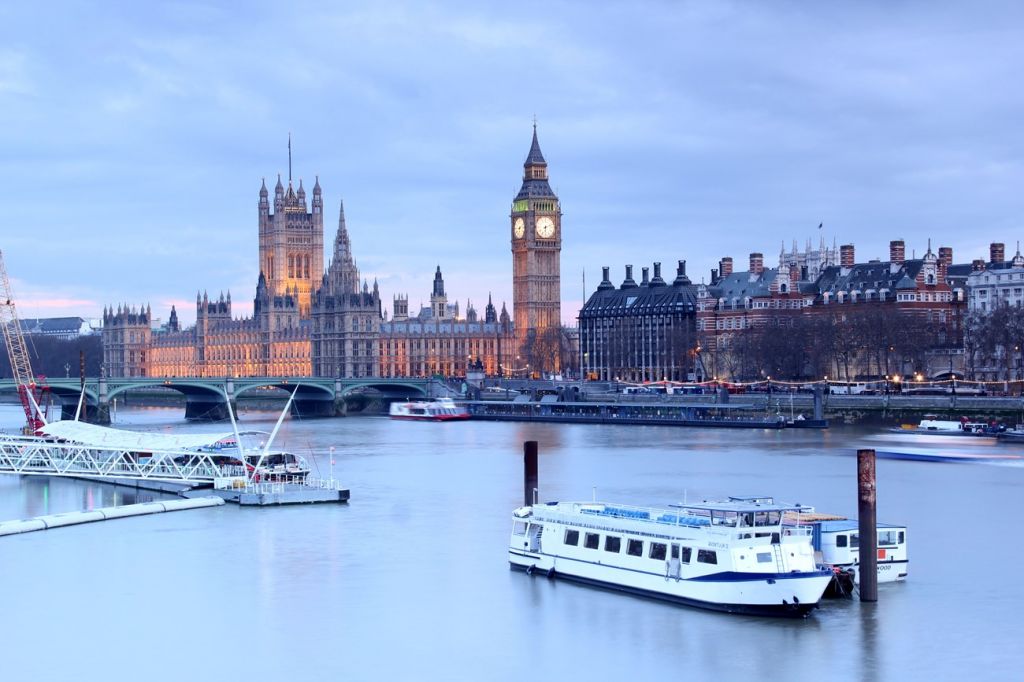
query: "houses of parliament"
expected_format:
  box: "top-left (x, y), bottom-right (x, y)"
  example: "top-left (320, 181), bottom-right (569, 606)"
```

top-left (102, 130), bottom-right (562, 379)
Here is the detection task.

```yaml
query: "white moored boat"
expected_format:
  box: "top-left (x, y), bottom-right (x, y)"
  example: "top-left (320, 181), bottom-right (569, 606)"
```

top-left (389, 398), bottom-right (470, 421)
top-left (796, 516), bottom-right (909, 584)
top-left (509, 497), bottom-right (833, 617)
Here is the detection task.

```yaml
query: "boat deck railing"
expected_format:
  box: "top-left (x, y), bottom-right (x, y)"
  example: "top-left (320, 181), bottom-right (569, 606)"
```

top-left (540, 501), bottom-right (816, 537)
top-left (236, 476), bottom-right (348, 495)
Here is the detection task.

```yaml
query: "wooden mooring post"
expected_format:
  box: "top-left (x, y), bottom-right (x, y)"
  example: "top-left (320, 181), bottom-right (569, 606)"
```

top-left (524, 440), bottom-right (538, 507)
top-left (857, 448), bottom-right (879, 602)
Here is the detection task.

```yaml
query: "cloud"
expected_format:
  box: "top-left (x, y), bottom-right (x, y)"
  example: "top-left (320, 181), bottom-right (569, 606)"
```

top-left (1, 0), bottom-right (1022, 326)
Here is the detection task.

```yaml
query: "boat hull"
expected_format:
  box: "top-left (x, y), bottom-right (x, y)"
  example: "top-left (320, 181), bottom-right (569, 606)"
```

top-left (875, 449), bottom-right (1018, 463)
top-left (389, 414), bottom-right (471, 422)
top-left (509, 550), bottom-right (830, 618)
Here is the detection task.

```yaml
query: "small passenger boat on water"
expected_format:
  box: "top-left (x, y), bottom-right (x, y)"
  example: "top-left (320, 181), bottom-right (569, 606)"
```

top-left (509, 497), bottom-right (833, 617)
top-left (895, 418), bottom-right (1001, 436)
top-left (389, 398), bottom-right (470, 421)
top-left (784, 512), bottom-right (908, 593)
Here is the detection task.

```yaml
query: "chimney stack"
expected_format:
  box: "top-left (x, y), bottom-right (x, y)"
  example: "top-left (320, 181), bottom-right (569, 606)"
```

top-left (621, 265), bottom-right (637, 289)
top-left (990, 242), bottom-right (1005, 265)
top-left (749, 252), bottom-right (764, 275)
top-left (673, 260), bottom-right (691, 286)
top-left (719, 257), bottom-right (733, 277)
top-left (972, 258), bottom-right (986, 272)
top-left (641, 266), bottom-right (650, 286)
top-left (711, 268), bottom-right (719, 284)
top-left (840, 244), bottom-right (855, 268)
top-left (889, 240), bottom-right (905, 265)
top-left (789, 263), bottom-right (799, 285)
top-left (938, 247), bottom-right (953, 267)
top-left (650, 262), bottom-right (666, 286)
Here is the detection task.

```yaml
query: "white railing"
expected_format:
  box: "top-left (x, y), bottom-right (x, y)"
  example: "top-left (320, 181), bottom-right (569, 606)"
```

top-left (237, 476), bottom-right (347, 495)
top-left (1, 434), bottom-right (255, 483)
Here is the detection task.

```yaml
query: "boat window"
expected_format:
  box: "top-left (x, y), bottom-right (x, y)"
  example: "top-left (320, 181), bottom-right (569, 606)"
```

top-left (584, 533), bottom-right (600, 550)
top-left (836, 534), bottom-right (848, 548)
top-left (513, 521), bottom-right (527, 535)
top-left (670, 545), bottom-right (679, 560)
top-left (740, 513), bottom-right (754, 527)
top-left (754, 511), bottom-right (769, 526)
top-left (879, 531), bottom-right (899, 547)
top-left (605, 536), bottom-right (622, 553)
top-left (766, 511), bottom-right (781, 525)
top-left (681, 547), bottom-right (692, 563)
top-left (899, 531), bottom-right (905, 544)
top-left (711, 510), bottom-right (738, 527)
top-left (756, 552), bottom-right (772, 563)
top-left (850, 534), bottom-right (860, 548)
top-left (649, 543), bottom-right (667, 561)
top-left (564, 530), bottom-right (579, 546)
top-left (697, 549), bottom-right (718, 565)
top-left (627, 539), bottom-right (644, 557)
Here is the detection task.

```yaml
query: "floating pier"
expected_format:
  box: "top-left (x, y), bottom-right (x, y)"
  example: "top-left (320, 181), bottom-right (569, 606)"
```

top-left (465, 400), bottom-right (795, 428)
top-left (0, 496), bottom-right (225, 537)
top-left (187, 477), bottom-right (350, 506)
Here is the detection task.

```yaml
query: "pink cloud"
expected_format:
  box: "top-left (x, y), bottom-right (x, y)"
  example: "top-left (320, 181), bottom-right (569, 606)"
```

top-left (19, 297), bottom-right (97, 309)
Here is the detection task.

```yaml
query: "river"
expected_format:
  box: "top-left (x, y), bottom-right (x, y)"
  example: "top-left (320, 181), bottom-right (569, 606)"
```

top-left (1, 404), bottom-right (1022, 681)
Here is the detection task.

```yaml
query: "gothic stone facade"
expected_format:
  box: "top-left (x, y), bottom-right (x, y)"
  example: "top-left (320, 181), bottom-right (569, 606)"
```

top-left (311, 202), bottom-right (383, 378)
top-left (103, 164), bottom-right (321, 378)
top-left (377, 268), bottom-right (515, 378)
top-left (511, 126), bottom-right (561, 368)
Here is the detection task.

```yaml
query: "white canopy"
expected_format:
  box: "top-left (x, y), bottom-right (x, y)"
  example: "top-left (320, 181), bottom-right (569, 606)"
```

top-left (39, 421), bottom-right (236, 452)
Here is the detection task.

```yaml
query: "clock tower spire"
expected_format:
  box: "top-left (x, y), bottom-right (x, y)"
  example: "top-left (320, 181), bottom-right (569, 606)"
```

top-left (510, 123), bottom-right (562, 373)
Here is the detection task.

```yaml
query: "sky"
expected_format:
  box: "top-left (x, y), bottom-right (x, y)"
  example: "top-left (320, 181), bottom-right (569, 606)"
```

top-left (1, 0), bottom-right (1022, 327)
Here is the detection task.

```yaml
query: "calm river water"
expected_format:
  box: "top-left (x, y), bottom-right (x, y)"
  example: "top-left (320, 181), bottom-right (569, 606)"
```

top-left (1, 404), bottom-right (1022, 681)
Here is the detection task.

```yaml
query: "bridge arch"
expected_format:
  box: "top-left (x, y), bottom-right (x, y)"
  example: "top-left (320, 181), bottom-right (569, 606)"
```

top-left (339, 381), bottom-right (429, 398)
top-left (105, 381), bottom-right (229, 403)
top-left (233, 381), bottom-right (335, 400)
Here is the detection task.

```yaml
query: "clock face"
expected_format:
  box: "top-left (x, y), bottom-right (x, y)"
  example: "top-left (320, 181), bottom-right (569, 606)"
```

top-left (513, 217), bottom-right (525, 239)
top-left (536, 216), bottom-right (555, 239)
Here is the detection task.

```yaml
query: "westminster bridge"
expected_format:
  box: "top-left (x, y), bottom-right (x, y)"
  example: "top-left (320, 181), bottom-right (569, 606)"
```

top-left (0, 376), bottom-right (438, 424)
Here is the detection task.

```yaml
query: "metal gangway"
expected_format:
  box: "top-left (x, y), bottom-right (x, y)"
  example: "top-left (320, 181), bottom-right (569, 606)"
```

top-left (0, 431), bottom-right (244, 483)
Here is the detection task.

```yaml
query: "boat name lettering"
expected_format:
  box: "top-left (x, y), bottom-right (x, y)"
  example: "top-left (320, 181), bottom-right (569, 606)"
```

top-left (709, 541), bottom-right (728, 549)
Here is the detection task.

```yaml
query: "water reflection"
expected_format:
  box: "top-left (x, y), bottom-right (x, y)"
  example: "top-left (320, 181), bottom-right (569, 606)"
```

top-left (1, 405), bottom-right (1022, 680)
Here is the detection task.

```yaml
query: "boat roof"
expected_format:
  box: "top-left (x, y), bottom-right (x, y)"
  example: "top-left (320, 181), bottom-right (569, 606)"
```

top-left (816, 520), bottom-right (905, 532)
top-left (38, 421), bottom-right (248, 451)
top-left (678, 499), bottom-right (803, 513)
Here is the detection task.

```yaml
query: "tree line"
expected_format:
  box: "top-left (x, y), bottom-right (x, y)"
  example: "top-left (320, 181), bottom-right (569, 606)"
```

top-left (699, 306), bottom-right (956, 382)
top-left (0, 335), bottom-right (103, 381)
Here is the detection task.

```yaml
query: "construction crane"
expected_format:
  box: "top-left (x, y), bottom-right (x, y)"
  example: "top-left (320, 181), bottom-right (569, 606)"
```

top-left (0, 249), bottom-right (49, 433)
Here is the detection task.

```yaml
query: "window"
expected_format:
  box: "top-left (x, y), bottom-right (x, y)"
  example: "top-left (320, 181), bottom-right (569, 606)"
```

top-left (850, 534), bottom-right (860, 548)
top-left (649, 543), bottom-right (667, 561)
top-left (584, 533), bottom-right (600, 550)
top-left (879, 531), bottom-right (900, 547)
top-left (605, 536), bottom-right (621, 553)
top-left (681, 547), bottom-right (692, 563)
top-left (756, 552), bottom-right (773, 564)
top-left (627, 539), bottom-right (644, 557)
top-left (564, 530), bottom-right (579, 546)
top-left (899, 531), bottom-right (905, 544)
top-left (697, 549), bottom-right (718, 564)
top-left (513, 521), bottom-right (527, 536)
top-left (836, 534), bottom-right (848, 548)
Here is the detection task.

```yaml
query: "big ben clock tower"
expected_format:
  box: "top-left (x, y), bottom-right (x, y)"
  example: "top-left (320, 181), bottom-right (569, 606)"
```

top-left (511, 124), bottom-right (562, 369)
